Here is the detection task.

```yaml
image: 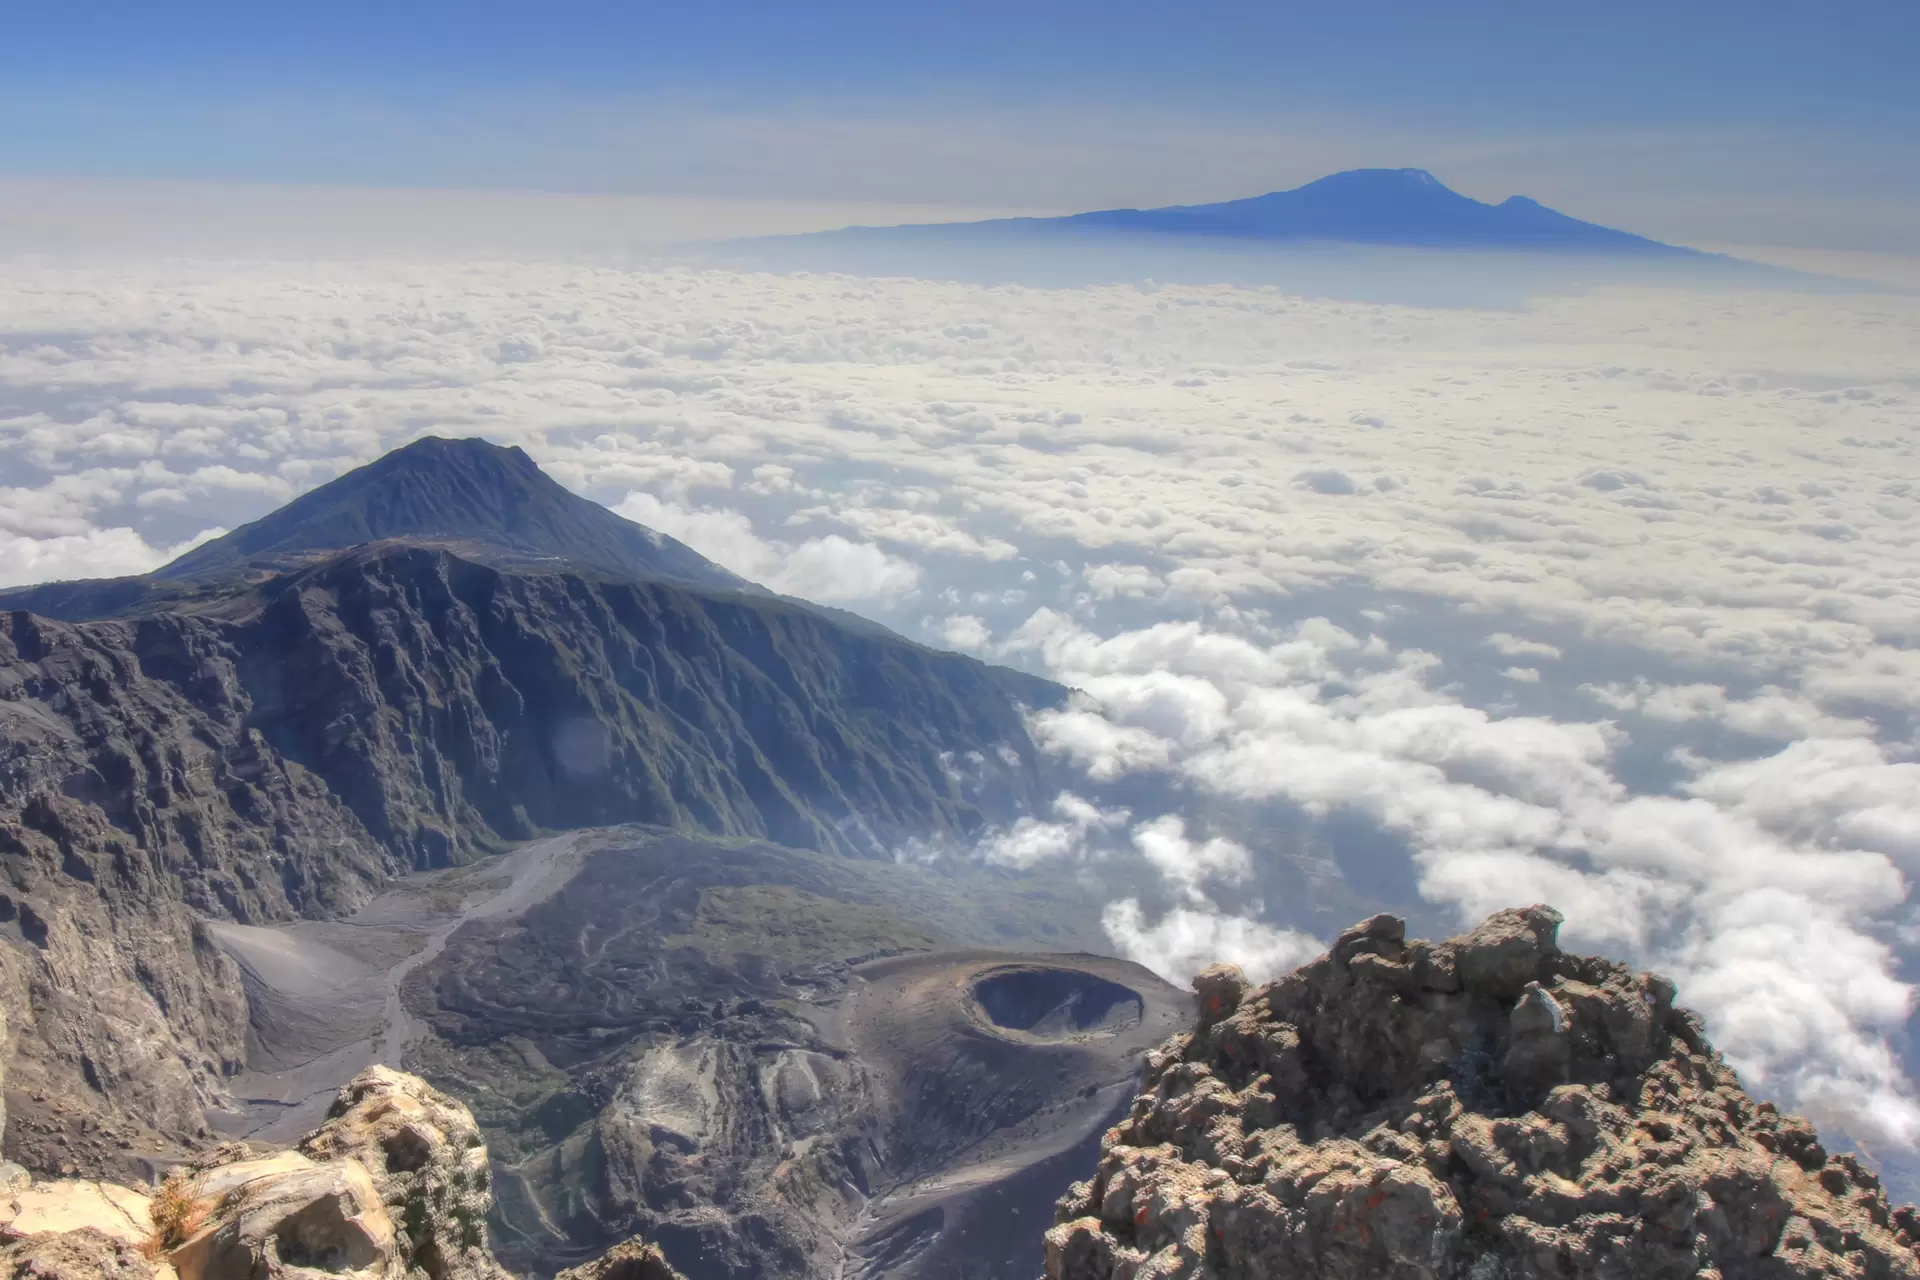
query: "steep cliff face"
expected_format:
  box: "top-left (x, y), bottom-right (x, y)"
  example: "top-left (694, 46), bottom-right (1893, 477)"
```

top-left (0, 544), bottom-right (1057, 1178)
top-left (1046, 908), bottom-right (1920, 1280)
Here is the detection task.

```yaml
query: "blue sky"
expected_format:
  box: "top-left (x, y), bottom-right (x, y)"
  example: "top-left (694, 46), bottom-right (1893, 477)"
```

top-left (6, 1), bottom-right (1918, 249)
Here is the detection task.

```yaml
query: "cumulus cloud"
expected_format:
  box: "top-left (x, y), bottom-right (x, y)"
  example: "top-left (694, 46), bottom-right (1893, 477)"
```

top-left (0, 526), bottom-right (223, 588)
top-left (613, 491), bottom-right (918, 603)
top-left (1130, 814), bottom-right (1253, 904)
top-left (977, 791), bottom-right (1129, 868)
top-left (1486, 632), bottom-right (1562, 661)
top-left (1083, 562), bottom-right (1165, 600)
top-left (1017, 604), bottom-right (1920, 1143)
top-left (1103, 900), bottom-right (1324, 987)
top-left (2, 253), bottom-right (1917, 1149)
top-left (1583, 679), bottom-right (1878, 741)
top-left (934, 613), bottom-right (993, 653)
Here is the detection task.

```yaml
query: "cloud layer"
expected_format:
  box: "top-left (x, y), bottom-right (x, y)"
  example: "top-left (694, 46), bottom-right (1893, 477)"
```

top-left (2, 255), bottom-right (1917, 1145)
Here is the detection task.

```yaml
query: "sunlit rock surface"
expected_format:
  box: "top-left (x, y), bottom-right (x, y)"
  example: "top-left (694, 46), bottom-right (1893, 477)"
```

top-left (1046, 907), bottom-right (1920, 1280)
top-left (0, 1068), bottom-right (672, 1280)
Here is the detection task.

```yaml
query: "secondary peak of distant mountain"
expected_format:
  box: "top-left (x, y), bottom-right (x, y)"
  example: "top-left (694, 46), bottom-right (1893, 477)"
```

top-left (154, 435), bottom-right (749, 592)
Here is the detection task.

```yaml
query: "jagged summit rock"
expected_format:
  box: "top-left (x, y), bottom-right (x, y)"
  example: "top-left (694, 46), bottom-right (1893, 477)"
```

top-left (1045, 906), bottom-right (1920, 1280)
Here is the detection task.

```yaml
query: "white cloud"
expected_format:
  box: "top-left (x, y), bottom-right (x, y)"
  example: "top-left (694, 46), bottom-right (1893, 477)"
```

top-left (1129, 814), bottom-right (1252, 904)
top-left (1582, 679), bottom-right (1877, 741)
top-left (612, 491), bottom-right (918, 603)
top-left (1083, 563), bottom-right (1164, 600)
top-left (1103, 899), bottom-right (1323, 987)
top-left (792, 504), bottom-right (1019, 560)
top-left (977, 791), bottom-right (1129, 869)
top-left (1021, 607), bottom-right (1920, 1143)
top-left (1486, 632), bottom-right (1562, 661)
top-left (3, 254), bottom-right (1918, 1150)
top-left (0, 526), bottom-right (224, 588)
top-left (935, 614), bottom-right (992, 653)
top-left (1028, 701), bottom-right (1178, 781)
top-left (1683, 739), bottom-right (1920, 869)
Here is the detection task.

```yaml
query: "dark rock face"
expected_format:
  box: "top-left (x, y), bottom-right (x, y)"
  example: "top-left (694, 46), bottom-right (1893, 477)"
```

top-left (1046, 907), bottom-right (1920, 1280)
top-left (0, 544), bottom-right (1056, 1178)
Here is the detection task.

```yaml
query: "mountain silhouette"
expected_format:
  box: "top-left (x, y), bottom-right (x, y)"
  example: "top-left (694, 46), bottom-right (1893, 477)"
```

top-left (789, 168), bottom-right (1706, 256)
top-left (1047, 168), bottom-right (1701, 254)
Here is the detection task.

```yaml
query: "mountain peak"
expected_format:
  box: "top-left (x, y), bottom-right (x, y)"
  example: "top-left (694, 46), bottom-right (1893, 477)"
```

top-left (382, 434), bottom-right (536, 470)
top-left (1305, 166), bottom-right (1445, 190)
top-left (152, 435), bottom-right (750, 592)
top-left (1052, 169), bottom-right (1691, 254)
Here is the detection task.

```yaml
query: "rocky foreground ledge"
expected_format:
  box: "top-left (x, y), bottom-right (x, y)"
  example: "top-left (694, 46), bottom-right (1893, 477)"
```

top-left (1046, 906), bottom-right (1920, 1280)
top-left (0, 1065), bottom-right (683, 1280)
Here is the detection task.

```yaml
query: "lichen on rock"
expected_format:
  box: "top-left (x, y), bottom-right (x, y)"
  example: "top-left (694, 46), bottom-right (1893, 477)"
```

top-left (1045, 905), bottom-right (1920, 1280)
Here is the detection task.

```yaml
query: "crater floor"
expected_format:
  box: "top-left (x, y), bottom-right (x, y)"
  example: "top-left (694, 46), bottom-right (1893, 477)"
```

top-left (209, 827), bottom-right (1182, 1280)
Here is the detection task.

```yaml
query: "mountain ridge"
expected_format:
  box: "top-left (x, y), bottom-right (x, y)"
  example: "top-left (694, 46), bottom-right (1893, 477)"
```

top-left (776, 168), bottom-right (1714, 257)
top-left (0, 440), bottom-right (1065, 1193)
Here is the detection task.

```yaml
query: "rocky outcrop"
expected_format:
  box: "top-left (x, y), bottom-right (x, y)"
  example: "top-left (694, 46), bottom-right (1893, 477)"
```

top-left (0, 1227), bottom-right (162, 1279)
top-left (0, 1067), bottom-right (675, 1279)
top-left (1045, 906), bottom-right (1920, 1280)
top-left (148, 1067), bottom-right (509, 1280)
top-left (164, 1149), bottom-right (399, 1280)
top-left (554, 1239), bottom-right (687, 1280)
top-left (0, 539), bottom-right (1055, 1175)
top-left (0, 1165), bottom-right (163, 1279)
top-left (295, 1067), bottom-right (503, 1280)
top-left (0, 1177), bottom-right (153, 1249)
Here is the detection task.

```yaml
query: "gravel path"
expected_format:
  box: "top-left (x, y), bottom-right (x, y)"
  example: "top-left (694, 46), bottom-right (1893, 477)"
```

top-left (208, 830), bottom-right (596, 1141)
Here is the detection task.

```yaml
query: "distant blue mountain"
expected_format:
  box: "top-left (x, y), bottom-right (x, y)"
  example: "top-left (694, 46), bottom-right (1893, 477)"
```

top-left (1044, 168), bottom-right (1701, 254)
top-left (785, 168), bottom-right (1710, 257)
top-left (716, 169), bottom-right (1873, 304)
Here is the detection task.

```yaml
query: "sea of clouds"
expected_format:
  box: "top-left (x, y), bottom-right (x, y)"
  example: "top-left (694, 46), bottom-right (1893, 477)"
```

top-left (2, 254), bottom-right (1917, 1148)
